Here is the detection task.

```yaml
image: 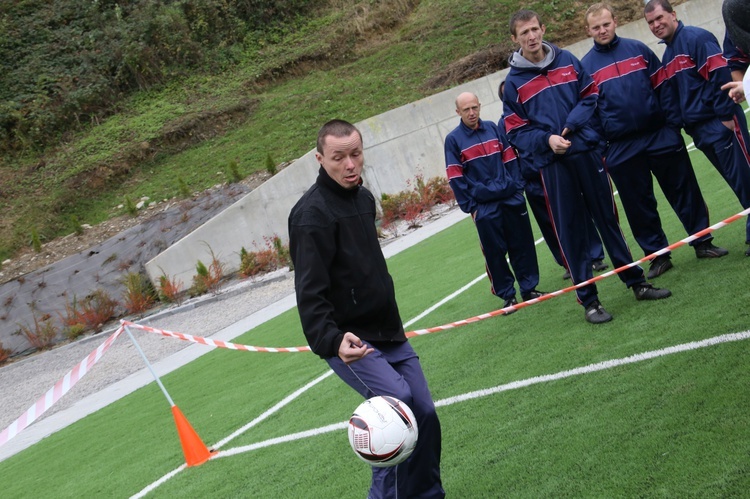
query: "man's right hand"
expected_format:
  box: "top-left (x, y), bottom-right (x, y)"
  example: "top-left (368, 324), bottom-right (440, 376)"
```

top-left (338, 332), bottom-right (374, 364)
top-left (549, 134), bottom-right (572, 155)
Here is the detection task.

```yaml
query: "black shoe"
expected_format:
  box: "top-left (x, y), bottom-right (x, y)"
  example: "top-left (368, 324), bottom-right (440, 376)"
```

top-left (584, 300), bottom-right (613, 324)
top-left (647, 255), bottom-right (673, 279)
top-left (694, 241), bottom-right (729, 258)
top-left (633, 282), bottom-right (672, 301)
top-left (562, 269), bottom-right (571, 280)
top-left (746, 245), bottom-right (750, 257)
top-left (502, 296), bottom-right (518, 315)
top-left (592, 259), bottom-right (609, 272)
top-left (521, 290), bottom-right (547, 301)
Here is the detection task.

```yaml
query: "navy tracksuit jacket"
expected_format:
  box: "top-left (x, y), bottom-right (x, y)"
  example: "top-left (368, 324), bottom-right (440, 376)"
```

top-left (659, 22), bottom-right (750, 243)
top-left (581, 35), bottom-right (712, 256)
top-left (444, 118), bottom-right (539, 300)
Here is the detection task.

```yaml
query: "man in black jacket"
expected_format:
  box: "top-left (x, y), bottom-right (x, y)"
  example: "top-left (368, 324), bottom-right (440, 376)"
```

top-left (288, 119), bottom-right (444, 499)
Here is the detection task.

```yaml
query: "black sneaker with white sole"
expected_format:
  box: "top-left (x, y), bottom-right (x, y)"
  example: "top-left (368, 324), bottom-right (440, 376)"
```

top-left (632, 282), bottom-right (672, 301)
top-left (585, 300), bottom-right (613, 324)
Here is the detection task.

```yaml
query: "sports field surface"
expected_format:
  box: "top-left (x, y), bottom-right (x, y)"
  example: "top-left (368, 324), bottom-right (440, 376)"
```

top-left (1, 131), bottom-right (749, 497)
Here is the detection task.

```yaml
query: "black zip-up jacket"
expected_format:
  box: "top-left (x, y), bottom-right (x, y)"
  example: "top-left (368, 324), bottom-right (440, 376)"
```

top-left (288, 167), bottom-right (405, 358)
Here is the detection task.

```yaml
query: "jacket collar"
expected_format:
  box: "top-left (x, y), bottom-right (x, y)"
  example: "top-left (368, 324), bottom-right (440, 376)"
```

top-left (458, 117), bottom-right (486, 135)
top-left (593, 34), bottom-right (620, 52)
top-left (662, 21), bottom-right (684, 46)
top-left (315, 166), bottom-right (361, 197)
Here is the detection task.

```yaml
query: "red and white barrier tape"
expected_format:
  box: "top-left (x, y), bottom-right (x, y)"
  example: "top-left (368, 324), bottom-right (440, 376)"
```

top-left (2, 207), bottom-right (747, 448)
top-left (0, 326), bottom-right (125, 448)
top-left (408, 206), bottom-right (750, 336)
top-left (120, 321), bottom-right (312, 353)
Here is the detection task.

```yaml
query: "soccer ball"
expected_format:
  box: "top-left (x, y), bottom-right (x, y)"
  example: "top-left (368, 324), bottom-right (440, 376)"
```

top-left (348, 395), bottom-right (418, 467)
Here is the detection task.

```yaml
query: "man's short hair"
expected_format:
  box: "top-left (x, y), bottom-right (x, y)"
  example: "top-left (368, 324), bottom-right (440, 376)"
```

top-left (644, 0), bottom-right (673, 15)
top-left (584, 3), bottom-right (616, 23)
top-left (509, 10), bottom-right (542, 36)
top-left (316, 119), bottom-right (362, 155)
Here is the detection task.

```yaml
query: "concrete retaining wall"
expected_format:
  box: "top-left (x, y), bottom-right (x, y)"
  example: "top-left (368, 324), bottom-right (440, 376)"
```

top-left (145, 0), bottom-right (725, 285)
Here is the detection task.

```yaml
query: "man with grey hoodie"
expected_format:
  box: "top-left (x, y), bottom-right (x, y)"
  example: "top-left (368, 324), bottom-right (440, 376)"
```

top-left (502, 9), bottom-right (672, 324)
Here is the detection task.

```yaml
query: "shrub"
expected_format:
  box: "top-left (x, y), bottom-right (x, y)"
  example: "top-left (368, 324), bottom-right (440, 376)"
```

top-left (16, 305), bottom-right (58, 350)
top-left (70, 215), bottom-right (85, 236)
top-left (191, 246), bottom-right (224, 295)
top-left (0, 342), bottom-right (10, 365)
top-left (158, 273), bottom-right (185, 305)
top-left (239, 236), bottom-right (291, 277)
top-left (77, 289), bottom-right (118, 333)
top-left (265, 153), bottom-right (277, 176)
top-left (65, 323), bottom-right (87, 341)
top-left (380, 190), bottom-right (421, 228)
top-left (30, 226), bottom-right (42, 253)
top-left (379, 175), bottom-right (455, 229)
top-left (178, 177), bottom-right (191, 197)
top-left (228, 160), bottom-right (243, 183)
top-left (121, 272), bottom-right (157, 315)
top-left (124, 196), bottom-right (138, 216)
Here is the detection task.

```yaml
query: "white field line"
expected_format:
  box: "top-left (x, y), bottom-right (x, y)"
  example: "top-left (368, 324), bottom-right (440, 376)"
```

top-left (132, 327), bottom-right (750, 498)
top-left (216, 330), bottom-right (750, 454)
top-left (132, 135), bottom-right (746, 496)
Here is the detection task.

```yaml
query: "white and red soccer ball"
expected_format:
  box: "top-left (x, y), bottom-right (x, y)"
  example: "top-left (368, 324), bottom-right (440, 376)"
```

top-left (347, 395), bottom-right (418, 467)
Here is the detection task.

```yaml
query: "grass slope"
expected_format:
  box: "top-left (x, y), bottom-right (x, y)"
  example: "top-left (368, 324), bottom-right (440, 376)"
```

top-left (0, 0), bottom-right (654, 260)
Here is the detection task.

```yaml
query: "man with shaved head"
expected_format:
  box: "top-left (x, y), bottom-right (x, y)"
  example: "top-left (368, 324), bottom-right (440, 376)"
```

top-left (444, 91), bottom-right (543, 312)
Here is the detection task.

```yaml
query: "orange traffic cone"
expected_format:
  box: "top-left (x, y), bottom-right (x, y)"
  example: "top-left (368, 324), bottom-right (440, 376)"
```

top-left (171, 405), bottom-right (213, 467)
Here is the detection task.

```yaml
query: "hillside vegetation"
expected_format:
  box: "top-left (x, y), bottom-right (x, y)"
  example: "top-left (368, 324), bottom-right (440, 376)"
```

top-left (0, 0), bottom-right (656, 263)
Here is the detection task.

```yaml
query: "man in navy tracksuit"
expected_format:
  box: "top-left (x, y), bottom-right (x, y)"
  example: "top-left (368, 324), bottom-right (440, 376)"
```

top-left (444, 92), bottom-right (544, 310)
top-left (581, 3), bottom-right (729, 279)
top-left (645, 0), bottom-right (750, 257)
top-left (503, 9), bottom-right (671, 324)
top-left (498, 81), bottom-right (609, 280)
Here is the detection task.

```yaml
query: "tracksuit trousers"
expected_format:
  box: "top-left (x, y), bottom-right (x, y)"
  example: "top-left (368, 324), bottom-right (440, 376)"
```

top-left (327, 341), bottom-right (445, 499)
top-left (606, 142), bottom-right (712, 256)
top-left (540, 150), bottom-right (646, 308)
top-left (525, 177), bottom-right (605, 267)
top-left (686, 110), bottom-right (750, 244)
top-left (472, 193), bottom-right (540, 300)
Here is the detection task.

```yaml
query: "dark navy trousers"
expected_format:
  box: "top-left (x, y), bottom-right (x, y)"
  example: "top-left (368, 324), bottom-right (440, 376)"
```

top-left (525, 177), bottom-right (605, 267)
top-left (472, 191), bottom-right (540, 300)
top-left (686, 110), bottom-right (750, 244)
top-left (607, 141), bottom-right (712, 256)
top-left (540, 150), bottom-right (646, 308)
top-left (327, 341), bottom-right (444, 499)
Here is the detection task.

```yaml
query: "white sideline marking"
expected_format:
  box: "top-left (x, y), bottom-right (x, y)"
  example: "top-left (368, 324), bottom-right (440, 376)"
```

top-left (223, 330), bottom-right (750, 451)
top-left (132, 329), bottom-right (750, 497)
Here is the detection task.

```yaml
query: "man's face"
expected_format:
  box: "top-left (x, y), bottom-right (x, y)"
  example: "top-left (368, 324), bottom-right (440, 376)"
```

top-left (455, 93), bottom-right (481, 129)
top-left (512, 17), bottom-right (546, 62)
top-left (586, 9), bottom-right (618, 45)
top-left (645, 5), bottom-right (678, 42)
top-left (315, 131), bottom-right (364, 190)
